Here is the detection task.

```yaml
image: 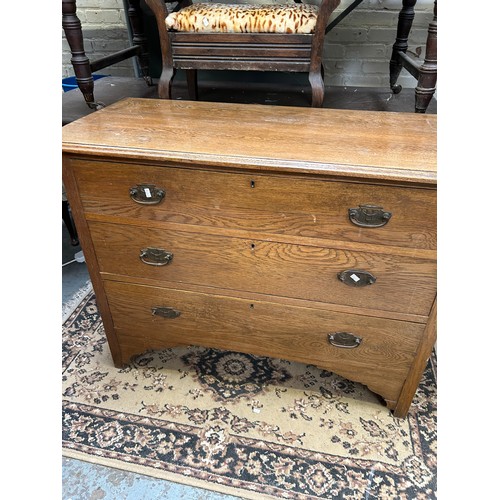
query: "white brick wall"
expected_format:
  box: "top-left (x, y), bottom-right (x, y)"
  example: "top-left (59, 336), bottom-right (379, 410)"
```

top-left (323, 0), bottom-right (435, 87)
top-left (62, 0), bottom-right (435, 88)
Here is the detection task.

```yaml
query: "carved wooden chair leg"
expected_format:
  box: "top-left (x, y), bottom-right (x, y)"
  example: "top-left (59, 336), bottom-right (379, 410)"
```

top-left (62, 0), bottom-right (96, 108)
top-left (389, 0), bottom-right (417, 94)
top-left (186, 69), bottom-right (199, 100)
top-left (415, 1), bottom-right (437, 113)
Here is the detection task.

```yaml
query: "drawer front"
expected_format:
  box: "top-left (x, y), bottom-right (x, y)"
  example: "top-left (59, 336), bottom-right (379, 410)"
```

top-left (91, 221), bottom-right (436, 317)
top-left (72, 159), bottom-right (436, 250)
top-left (103, 281), bottom-right (425, 402)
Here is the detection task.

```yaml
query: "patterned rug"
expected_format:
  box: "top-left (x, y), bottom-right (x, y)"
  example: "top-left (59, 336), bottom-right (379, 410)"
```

top-left (62, 290), bottom-right (437, 499)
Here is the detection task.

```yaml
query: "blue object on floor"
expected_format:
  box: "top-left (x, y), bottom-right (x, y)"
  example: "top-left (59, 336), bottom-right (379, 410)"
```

top-left (62, 458), bottom-right (239, 500)
top-left (62, 74), bottom-right (108, 92)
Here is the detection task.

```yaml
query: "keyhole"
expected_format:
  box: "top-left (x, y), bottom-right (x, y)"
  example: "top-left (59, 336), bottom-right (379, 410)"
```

top-left (250, 243), bottom-right (255, 250)
top-left (250, 180), bottom-right (255, 188)
top-left (249, 304), bottom-right (254, 309)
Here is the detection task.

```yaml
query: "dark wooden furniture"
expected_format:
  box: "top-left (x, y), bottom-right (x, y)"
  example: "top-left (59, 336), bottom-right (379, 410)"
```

top-left (390, 0), bottom-right (437, 113)
top-left (62, 98), bottom-right (437, 418)
top-left (144, 0), bottom-right (343, 107)
top-left (62, 0), bottom-right (153, 108)
top-left (62, 200), bottom-right (79, 246)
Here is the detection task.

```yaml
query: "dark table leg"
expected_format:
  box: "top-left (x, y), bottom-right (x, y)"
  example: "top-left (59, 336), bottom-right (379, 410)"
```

top-left (127, 0), bottom-right (152, 85)
top-left (62, 0), bottom-right (95, 108)
top-left (390, 0), bottom-right (417, 95)
top-left (415, 1), bottom-right (437, 113)
top-left (63, 0), bottom-right (152, 108)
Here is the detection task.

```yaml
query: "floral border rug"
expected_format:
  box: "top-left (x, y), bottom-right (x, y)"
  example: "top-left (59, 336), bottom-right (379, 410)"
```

top-left (62, 290), bottom-right (437, 499)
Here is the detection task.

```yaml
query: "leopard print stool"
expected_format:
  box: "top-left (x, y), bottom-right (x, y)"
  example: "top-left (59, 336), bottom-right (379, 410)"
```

top-left (166, 3), bottom-right (319, 34)
top-left (145, 0), bottom-right (341, 107)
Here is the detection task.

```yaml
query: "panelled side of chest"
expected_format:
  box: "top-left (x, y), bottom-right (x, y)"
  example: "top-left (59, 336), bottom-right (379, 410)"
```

top-left (63, 154), bottom-right (436, 418)
top-left (63, 154), bottom-right (126, 367)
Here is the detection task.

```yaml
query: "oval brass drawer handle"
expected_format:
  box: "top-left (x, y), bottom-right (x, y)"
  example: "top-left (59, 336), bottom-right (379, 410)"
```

top-left (151, 307), bottom-right (181, 319)
top-left (348, 204), bottom-right (392, 228)
top-left (338, 269), bottom-right (376, 287)
top-left (129, 184), bottom-right (166, 205)
top-left (140, 247), bottom-right (174, 266)
top-left (327, 332), bottom-right (362, 348)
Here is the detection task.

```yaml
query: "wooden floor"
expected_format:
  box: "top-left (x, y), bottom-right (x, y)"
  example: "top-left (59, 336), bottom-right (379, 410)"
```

top-left (62, 74), bottom-right (436, 126)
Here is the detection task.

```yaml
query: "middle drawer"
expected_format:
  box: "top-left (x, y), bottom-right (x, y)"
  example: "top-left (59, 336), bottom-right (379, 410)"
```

top-left (90, 221), bottom-right (436, 317)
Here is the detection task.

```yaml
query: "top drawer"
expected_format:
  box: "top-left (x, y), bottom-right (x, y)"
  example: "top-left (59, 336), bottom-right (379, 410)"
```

top-left (70, 158), bottom-right (436, 250)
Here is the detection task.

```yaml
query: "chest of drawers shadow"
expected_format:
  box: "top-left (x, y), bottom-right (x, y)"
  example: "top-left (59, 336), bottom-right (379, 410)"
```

top-left (62, 98), bottom-right (437, 418)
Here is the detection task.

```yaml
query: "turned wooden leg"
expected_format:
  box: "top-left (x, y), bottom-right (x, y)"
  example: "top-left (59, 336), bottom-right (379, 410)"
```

top-left (390, 0), bottom-right (417, 94)
top-left (62, 0), bottom-right (95, 108)
top-left (415, 1), bottom-right (437, 113)
top-left (186, 70), bottom-right (199, 100)
top-left (127, 0), bottom-right (152, 85)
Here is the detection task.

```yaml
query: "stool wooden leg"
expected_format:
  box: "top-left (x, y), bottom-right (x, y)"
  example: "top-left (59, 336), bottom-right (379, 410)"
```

top-left (390, 0), bottom-right (417, 94)
top-left (186, 70), bottom-right (199, 100)
top-left (308, 63), bottom-right (325, 108)
top-left (415, 1), bottom-right (437, 113)
top-left (144, 0), bottom-right (172, 98)
top-left (309, 70), bottom-right (324, 107)
top-left (158, 66), bottom-right (175, 99)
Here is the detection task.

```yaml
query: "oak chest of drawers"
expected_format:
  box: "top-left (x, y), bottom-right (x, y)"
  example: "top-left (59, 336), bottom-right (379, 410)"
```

top-left (62, 98), bottom-right (437, 418)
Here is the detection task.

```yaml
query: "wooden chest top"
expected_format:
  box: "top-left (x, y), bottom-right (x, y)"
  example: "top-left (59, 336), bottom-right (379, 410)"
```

top-left (62, 98), bottom-right (437, 185)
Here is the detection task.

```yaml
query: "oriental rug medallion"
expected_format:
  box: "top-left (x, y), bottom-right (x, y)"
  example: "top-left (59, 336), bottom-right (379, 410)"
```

top-left (62, 290), bottom-right (437, 499)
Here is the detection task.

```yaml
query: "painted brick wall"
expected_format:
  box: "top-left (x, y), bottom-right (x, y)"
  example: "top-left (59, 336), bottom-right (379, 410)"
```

top-left (62, 0), bottom-right (435, 88)
top-left (324, 0), bottom-right (435, 87)
top-left (62, 0), bottom-right (135, 78)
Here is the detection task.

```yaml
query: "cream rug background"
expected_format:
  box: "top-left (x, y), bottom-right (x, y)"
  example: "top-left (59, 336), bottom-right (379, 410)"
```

top-left (62, 290), bottom-right (437, 499)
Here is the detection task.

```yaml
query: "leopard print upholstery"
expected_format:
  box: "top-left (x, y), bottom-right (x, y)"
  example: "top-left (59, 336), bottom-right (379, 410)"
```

top-left (165, 3), bottom-right (319, 34)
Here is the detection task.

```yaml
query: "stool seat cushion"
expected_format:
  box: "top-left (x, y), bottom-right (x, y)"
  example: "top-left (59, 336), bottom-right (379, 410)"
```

top-left (165, 3), bottom-right (319, 34)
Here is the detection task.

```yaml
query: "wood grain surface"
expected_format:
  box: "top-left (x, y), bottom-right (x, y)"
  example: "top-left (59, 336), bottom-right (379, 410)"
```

top-left (104, 280), bottom-right (425, 403)
top-left (71, 158), bottom-right (436, 250)
top-left (62, 98), bottom-right (437, 183)
top-left (89, 220), bottom-right (436, 317)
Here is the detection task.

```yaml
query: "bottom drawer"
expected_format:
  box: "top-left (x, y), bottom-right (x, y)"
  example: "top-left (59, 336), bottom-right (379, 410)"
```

top-left (103, 280), bottom-right (425, 404)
